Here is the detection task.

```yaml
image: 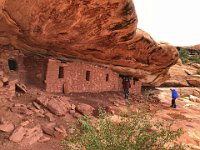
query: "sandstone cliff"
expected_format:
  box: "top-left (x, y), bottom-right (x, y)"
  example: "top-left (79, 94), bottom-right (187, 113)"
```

top-left (0, 0), bottom-right (179, 85)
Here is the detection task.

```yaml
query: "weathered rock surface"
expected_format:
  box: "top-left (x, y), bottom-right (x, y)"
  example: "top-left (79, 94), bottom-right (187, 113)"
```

top-left (0, 121), bottom-right (14, 133)
top-left (21, 125), bottom-right (44, 146)
top-left (76, 103), bottom-right (95, 116)
top-left (187, 75), bottom-right (200, 87)
top-left (0, 0), bottom-right (179, 85)
top-left (9, 126), bottom-right (26, 143)
top-left (191, 63), bottom-right (200, 69)
top-left (36, 96), bottom-right (71, 116)
top-left (161, 64), bottom-right (198, 87)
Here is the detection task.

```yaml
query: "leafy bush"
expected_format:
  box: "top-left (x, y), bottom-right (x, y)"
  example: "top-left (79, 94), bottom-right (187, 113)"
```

top-left (197, 70), bottom-right (200, 75)
top-left (189, 54), bottom-right (200, 64)
top-left (179, 48), bottom-right (189, 64)
top-left (64, 109), bottom-right (185, 150)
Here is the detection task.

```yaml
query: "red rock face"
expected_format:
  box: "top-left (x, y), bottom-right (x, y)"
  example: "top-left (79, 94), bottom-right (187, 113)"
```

top-left (0, 0), bottom-right (179, 85)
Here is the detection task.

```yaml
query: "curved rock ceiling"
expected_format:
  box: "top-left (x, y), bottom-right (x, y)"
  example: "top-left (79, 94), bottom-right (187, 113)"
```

top-left (0, 0), bottom-right (179, 85)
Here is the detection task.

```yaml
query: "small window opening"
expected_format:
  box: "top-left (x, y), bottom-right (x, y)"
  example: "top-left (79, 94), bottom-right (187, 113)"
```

top-left (86, 71), bottom-right (90, 81)
top-left (8, 59), bottom-right (17, 71)
top-left (3, 81), bottom-right (9, 87)
top-left (58, 67), bottom-right (64, 78)
top-left (106, 74), bottom-right (109, 82)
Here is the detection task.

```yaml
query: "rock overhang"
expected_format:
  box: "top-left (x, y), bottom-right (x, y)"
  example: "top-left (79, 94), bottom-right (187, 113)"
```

top-left (0, 0), bottom-right (179, 85)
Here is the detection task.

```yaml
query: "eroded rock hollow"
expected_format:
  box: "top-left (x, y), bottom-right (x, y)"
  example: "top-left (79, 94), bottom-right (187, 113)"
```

top-left (0, 0), bottom-right (179, 85)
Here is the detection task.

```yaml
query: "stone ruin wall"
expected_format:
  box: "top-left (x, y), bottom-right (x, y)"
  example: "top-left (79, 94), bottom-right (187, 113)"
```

top-left (0, 48), bottom-right (47, 101)
top-left (0, 47), bottom-right (141, 97)
top-left (0, 48), bottom-right (47, 89)
top-left (0, 48), bottom-right (20, 99)
top-left (45, 59), bottom-right (141, 95)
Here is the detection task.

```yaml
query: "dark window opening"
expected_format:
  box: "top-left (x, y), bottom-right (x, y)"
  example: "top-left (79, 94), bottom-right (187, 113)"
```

top-left (86, 71), bottom-right (90, 81)
top-left (58, 67), bottom-right (64, 78)
top-left (106, 74), bottom-right (109, 82)
top-left (8, 59), bottom-right (17, 71)
top-left (3, 81), bottom-right (8, 87)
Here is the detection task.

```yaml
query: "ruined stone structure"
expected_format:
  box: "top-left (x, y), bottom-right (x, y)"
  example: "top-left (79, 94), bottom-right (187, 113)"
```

top-left (45, 59), bottom-right (141, 95)
top-left (0, 48), bottom-right (141, 96)
top-left (0, 48), bottom-right (47, 89)
top-left (0, 48), bottom-right (21, 99)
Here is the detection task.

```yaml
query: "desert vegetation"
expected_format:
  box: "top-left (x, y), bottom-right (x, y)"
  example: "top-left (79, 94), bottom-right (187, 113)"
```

top-left (179, 48), bottom-right (200, 64)
top-left (64, 109), bottom-right (185, 150)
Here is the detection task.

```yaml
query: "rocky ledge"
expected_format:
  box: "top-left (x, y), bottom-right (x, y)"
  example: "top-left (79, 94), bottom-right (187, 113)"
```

top-left (0, 0), bottom-right (179, 85)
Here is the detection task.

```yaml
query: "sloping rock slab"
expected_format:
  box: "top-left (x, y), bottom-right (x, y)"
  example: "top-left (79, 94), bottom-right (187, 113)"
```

top-left (76, 103), bottom-right (95, 116)
top-left (187, 75), bottom-right (200, 87)
top-left (36, 96), bottom-right (71, 116)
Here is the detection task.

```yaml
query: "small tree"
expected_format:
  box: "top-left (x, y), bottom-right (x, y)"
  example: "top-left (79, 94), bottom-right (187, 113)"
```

top-left (179, 48), bottom-right (189, 64)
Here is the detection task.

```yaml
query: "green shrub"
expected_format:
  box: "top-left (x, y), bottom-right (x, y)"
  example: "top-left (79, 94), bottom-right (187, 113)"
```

top-left (197, 70), bottom-right (200, 75)
top-left (189, 54), bottom-right (200, 64)
top-left (64, 109), bottom-right (185, 150)
top-left (179, 48), bottom-right (189, 64)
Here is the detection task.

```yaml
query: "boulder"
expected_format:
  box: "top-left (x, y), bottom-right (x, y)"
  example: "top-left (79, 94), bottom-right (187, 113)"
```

top-left (0, 122), bottom-right (14, 133)
top-left (47, 99), bottom-right (69, 116)
top-left (76, 103), bottom-right (95, 116)
top-left (54, 125), bottom-right (67, 140)
top-left (36, 96), bottom-right (71, 116)
top-left (36, 96), bottom-right (49, 106)
top-left (42, 123), bottom-right (56, 136)
top-left (9, 126), bottom-right (26, 143)
top-left (21, 125), bottom-right (44, 145)
top-left (187, 75), bottom-right (200, 87)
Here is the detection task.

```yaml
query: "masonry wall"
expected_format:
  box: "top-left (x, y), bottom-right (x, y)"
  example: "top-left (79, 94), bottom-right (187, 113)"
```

top-left (0, 48), bottom-right (47, 89)
top-left (0, 49), bottom-right (24, 80)
top-left (62, 62), bottom-right (121, 93)
top-left (45, 59), bottom-right (64, 93)
top-left (0, 48), bottom-right (22, 99)
top-left (45, 59), bottom-right (122, 93)
top-left (45, 59), bottom-right (141, 95)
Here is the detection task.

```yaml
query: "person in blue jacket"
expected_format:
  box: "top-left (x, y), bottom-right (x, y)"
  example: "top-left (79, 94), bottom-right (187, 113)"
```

top-left (170, 89), bottom-right (179, 108)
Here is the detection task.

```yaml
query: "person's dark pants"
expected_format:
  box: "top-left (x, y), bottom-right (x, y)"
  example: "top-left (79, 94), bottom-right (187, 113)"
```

top-left (171, 98), bottom-right (176, 108)
top-left (124, 88), bottom-right (129, 100)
